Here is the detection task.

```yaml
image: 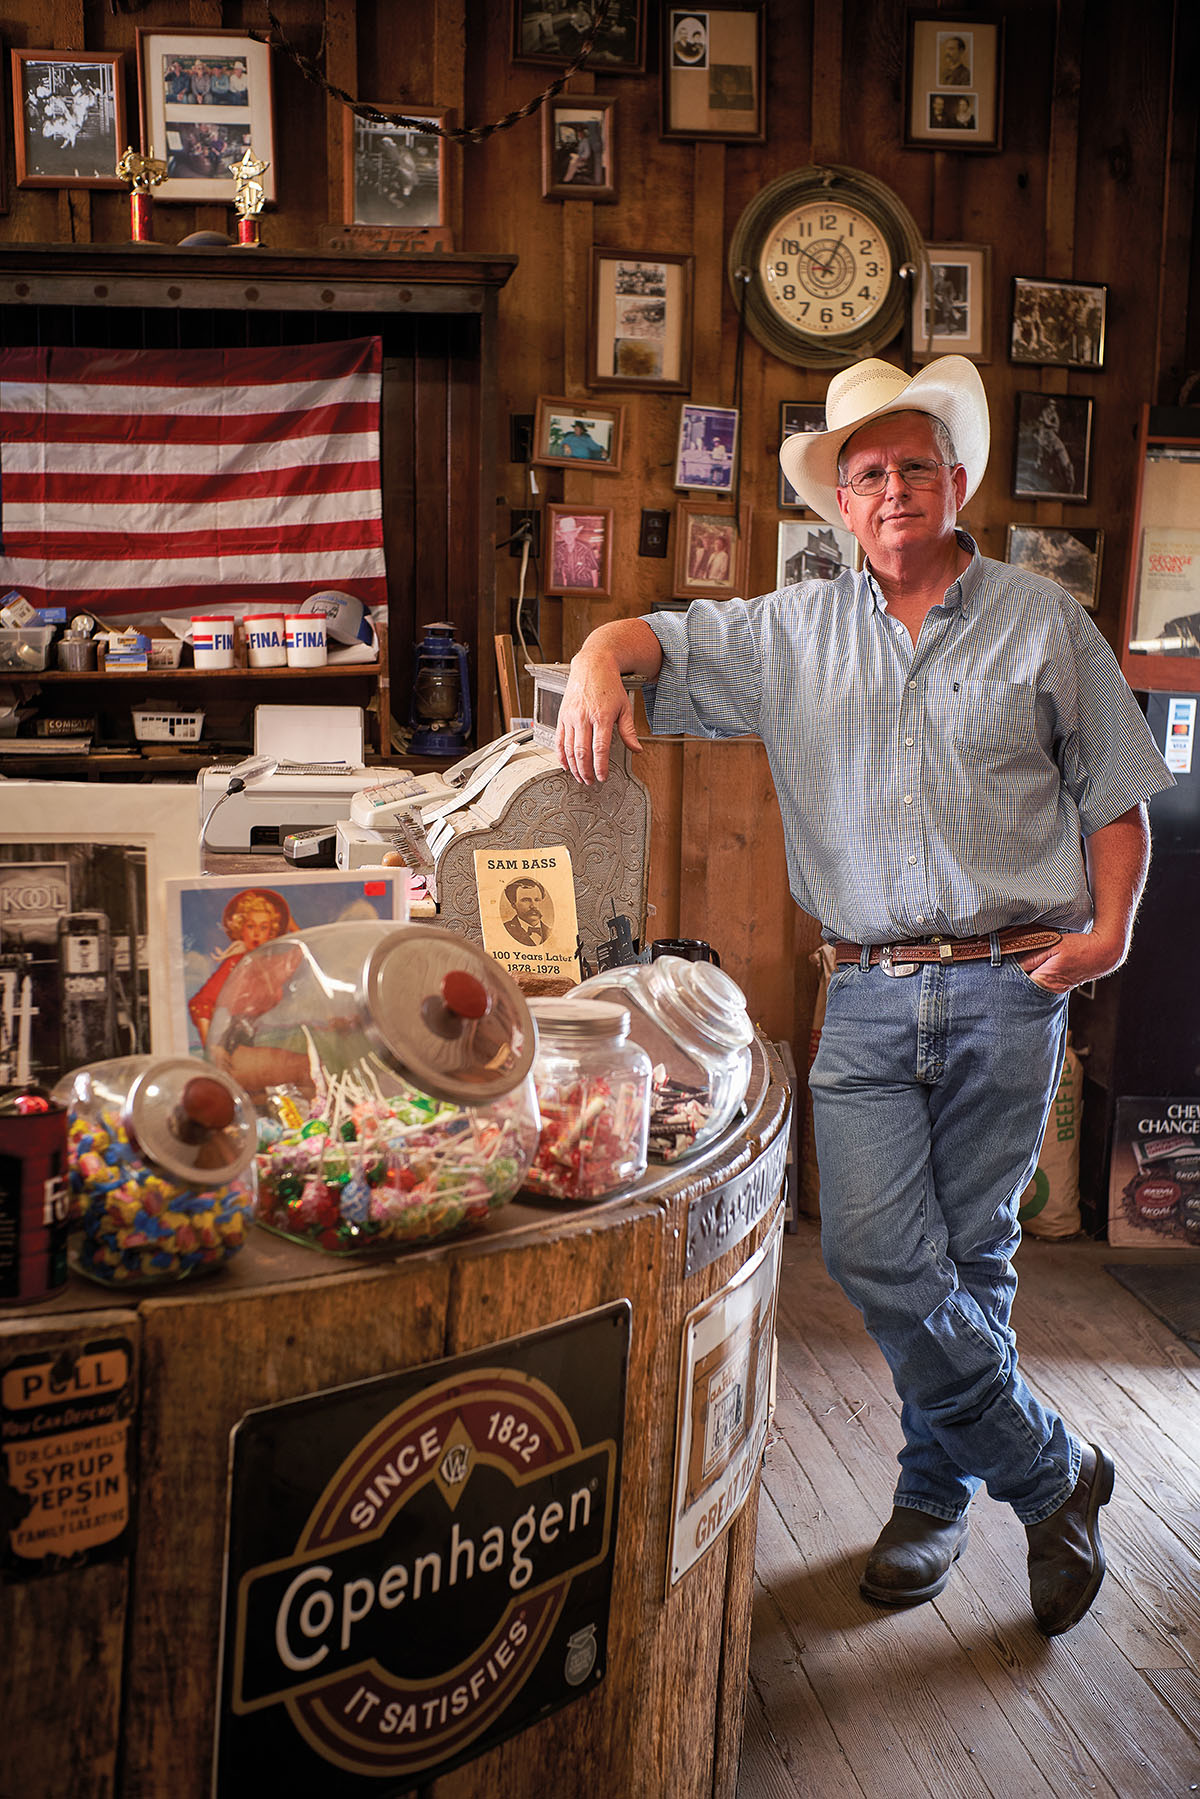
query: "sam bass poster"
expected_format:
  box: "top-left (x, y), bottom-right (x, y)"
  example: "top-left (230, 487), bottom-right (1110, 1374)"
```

top-left (214, 1305), bottom-right (629, 1793)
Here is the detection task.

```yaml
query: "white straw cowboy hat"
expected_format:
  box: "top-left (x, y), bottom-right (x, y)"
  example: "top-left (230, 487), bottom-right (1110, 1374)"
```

top-left (778, 354), bottom-right (990, 527)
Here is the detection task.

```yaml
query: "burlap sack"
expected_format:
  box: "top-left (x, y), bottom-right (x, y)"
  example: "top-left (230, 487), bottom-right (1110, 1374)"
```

top-left (1018, 1038), bottom-right (1083, 1238)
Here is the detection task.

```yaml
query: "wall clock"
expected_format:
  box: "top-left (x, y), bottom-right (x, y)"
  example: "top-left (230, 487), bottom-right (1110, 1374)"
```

top-left (727, 165), bottom-right (927, 369)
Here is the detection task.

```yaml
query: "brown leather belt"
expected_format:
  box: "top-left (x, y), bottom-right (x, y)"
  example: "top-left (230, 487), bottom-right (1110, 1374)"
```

top-left (832, 925), bottom-right (1062, 975)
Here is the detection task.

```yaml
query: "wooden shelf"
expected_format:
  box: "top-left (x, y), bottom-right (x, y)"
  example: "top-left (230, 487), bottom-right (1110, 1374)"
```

top-left (34, 660), bottom-right (384, 683)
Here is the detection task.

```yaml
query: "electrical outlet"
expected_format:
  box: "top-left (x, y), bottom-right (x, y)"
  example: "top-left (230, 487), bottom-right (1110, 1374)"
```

top-left (509, 509), bottom-right (540, 557)
top-left (639, 508), bottom-right (670, 557)
top-left (509, 413), bottom-right (534, 463)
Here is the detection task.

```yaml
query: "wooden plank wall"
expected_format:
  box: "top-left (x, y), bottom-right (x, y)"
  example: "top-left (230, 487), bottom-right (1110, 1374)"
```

top-left (0, 0), bottom-right (1195, 1049)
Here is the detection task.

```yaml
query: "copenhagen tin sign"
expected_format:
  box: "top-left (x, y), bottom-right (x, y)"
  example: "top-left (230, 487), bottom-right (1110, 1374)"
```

top-left (213, 1303), bottom-right (629, 1794)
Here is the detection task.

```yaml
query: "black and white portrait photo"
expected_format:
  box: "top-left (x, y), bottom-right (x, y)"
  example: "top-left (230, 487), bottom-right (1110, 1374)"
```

top-left (14, 53), bottom-right (125, 186)
top-left (350, 115), bottom-right (443, 227)
top-left (1013, 392), bottom-right (1094, 503)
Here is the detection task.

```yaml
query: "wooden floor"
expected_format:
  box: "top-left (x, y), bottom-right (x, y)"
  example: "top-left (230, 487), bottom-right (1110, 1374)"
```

top-left (739, 1220), bottom-right (1200, 1798)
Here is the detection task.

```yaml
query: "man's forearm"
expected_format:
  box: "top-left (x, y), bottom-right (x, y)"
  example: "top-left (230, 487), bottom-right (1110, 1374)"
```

top-left (1084, 803), bottom-right (1151, 961)
top-left (571, 616), bottom-right (664, 681)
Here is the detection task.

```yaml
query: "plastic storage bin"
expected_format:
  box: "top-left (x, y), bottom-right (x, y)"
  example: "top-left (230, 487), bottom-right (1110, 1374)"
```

top-left (524, 997), bottom-right (651, 1200)
top-left (203, 921), bottom-right (541, 1252)
top-left (0, 625), bottom-right (55, 671)
top-left (132, 704), bottom-right (205, 742)
top-left (53, 1055), bottom-right (257, 1286)
top-left (576, 956), bottom-right (754, 1162)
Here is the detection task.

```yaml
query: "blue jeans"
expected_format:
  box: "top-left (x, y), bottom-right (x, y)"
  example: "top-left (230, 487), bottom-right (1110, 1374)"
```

top-left (810, 953), bottom-right (1079, 1527)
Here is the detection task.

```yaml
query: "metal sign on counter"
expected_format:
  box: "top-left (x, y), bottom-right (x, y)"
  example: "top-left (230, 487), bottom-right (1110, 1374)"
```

top-left (214, 1303), bottom-right (630, 1792)
top-left (669, 1217), bottom-right (783, 1588)
top-left (1, 1334), bottom-right (137, 1576)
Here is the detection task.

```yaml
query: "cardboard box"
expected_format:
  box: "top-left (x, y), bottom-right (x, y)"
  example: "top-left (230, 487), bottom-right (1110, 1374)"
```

top-left (1107, 1095), bottom-right (1200, 1246)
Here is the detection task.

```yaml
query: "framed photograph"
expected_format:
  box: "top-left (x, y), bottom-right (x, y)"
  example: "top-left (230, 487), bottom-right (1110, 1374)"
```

top-left (545, 505), bottom-right (615, 596)
top-left (776, 520), bottom-right (859, 589)
top-left (588, 247), bottom-right (693, 392)
top-left (904, 12), bottom-right (1004, 152)
top-left (165, 870), bottom-right (408, 1056)
top-left (673, 501), bottom-right (751, 600)
top-left (344, 105), bottom-right (446, 229)
top-left (778, 401), bottom-right (826, 508)
top-left (541, 96), bottom-right (616, 202)
top-left (1010, 276), bottom-right (1107, 370)
top-left (11, 50), bottom-right (126, 189)
top-left (675, 404), bottom-right (739, 492)
top-left (512, 0), bottom-right (646, 74)
top-left (533, 396), bottom-right (625, 472)
top-left (661, 6), bottom-right (765, 141)
top-left (913, 244), bottom-right (992, 363)
top-left (136, 29), bottom-right (275, 204)
top-left (0, 783), bottom-right (198, 1090)
top-left (1006, 524), bottom-right (1103, 611)
top-left (1012, 391), bottom-right (1094, 503)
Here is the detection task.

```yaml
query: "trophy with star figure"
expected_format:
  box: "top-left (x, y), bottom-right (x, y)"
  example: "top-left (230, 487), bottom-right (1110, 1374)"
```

top-left (229, 146), bottom-right (270, 247)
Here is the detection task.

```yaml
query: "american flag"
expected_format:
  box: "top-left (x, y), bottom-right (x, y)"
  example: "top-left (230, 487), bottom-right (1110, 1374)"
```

top-left (0, 338), bottom-right (387, 619)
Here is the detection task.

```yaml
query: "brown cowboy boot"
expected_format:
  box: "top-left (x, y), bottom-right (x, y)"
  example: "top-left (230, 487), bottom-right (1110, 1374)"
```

top-left (860, 1505), bottom-right (969, 1606)
top-left (1025, 1443), bottom-right (1115, 1635)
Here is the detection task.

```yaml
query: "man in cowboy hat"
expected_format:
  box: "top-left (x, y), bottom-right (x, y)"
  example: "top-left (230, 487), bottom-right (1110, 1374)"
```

top-left (554, 354), bottom-right (1174, 1634)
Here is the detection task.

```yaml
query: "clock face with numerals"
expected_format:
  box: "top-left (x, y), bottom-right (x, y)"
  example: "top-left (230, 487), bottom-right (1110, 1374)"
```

top-left (729, 166), bottom-right (923, 368)
top-left (759, 199), bottom-right (894, 338)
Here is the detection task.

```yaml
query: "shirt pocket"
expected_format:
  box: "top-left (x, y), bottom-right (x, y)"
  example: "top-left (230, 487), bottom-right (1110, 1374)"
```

top-left (947, 679), bottom-right (1038, 760)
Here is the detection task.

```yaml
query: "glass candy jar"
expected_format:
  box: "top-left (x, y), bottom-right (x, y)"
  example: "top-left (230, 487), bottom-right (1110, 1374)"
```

top-left (53, 1056), bottom-right (257, 1286)
top-left (204, 922), bottom-right (540, 1253)
top-left (525, 998), bottom-right (651, 1201)
top-left (575, 956), bottom-right (754, 1162)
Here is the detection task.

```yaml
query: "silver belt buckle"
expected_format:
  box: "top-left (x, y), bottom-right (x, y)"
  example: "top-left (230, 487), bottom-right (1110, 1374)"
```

top-left (880, 945), bottom-right (918, 977)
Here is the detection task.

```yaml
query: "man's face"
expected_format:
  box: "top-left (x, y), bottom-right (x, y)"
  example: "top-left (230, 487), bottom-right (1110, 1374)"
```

top-left (674, 18), bottom-right (705, 60)
top-left (836, 412), bottom-right (966, 560)
top-left (513, 885), bottom-right (544, 925)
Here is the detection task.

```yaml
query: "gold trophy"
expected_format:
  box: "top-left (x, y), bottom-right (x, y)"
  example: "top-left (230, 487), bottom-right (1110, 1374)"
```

top-left (117, 145), bottom-right (168, 243)
top-left (229, 146), bottom-right (270, 247)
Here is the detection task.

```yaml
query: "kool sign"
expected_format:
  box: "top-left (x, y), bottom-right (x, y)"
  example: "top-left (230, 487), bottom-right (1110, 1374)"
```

top-left (215, 1305), bottom-right (628, 1792)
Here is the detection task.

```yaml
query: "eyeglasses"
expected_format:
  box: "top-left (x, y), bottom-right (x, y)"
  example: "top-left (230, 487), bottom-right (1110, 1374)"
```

top-left (843, 458), bottom-right (952, 497)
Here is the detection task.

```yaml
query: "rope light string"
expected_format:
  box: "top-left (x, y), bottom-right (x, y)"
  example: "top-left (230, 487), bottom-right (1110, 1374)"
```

top-left (251, 0), bottom-right (613, 144)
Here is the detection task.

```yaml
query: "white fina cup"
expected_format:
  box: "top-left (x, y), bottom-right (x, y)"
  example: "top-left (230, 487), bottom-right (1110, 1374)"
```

top-left (191, 615), bottom-right (236, 670)
top-left (246, 612), bottom-right (288, 668)
top-left (285, 612), bottom-right (328, 668)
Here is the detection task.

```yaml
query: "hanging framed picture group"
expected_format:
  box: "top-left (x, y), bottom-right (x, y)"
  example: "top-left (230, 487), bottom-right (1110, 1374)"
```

top-left (904, 11), bottom-right (1004, 151)
top-left (660, 5), bottom-right (766, 142)
top-left (136, 27), bottom-right (275, 204)
top-left (588, 247), bottom-right (693, 392)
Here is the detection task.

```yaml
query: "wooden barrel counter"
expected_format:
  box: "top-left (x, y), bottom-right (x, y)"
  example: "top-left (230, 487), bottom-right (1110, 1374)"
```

top-left (1, 1039), bottom-right (790, 1799)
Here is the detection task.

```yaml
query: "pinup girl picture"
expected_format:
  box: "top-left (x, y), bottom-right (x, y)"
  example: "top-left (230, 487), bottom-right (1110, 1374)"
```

top-left (166, 871), bottom-right (409, 1055)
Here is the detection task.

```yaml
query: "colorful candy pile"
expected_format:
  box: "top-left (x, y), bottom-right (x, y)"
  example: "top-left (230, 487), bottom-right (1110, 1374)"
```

top-left (253, 1060), bottom-right (537, 1252)
top-left (647, 1069), bottom-right (716, 1162)
top-left (65, 1111), bottom-right (251, 1285)
top-left (524, 1075), bottom-right (647, 1201)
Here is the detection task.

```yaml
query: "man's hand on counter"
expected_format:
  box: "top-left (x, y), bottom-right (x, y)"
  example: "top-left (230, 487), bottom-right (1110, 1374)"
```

top-left (555, 620), bottom-right (664, 786)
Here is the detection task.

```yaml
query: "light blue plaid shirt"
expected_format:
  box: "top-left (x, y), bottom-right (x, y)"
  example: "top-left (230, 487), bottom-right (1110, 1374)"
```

top-left (644, 533), bottom-right (1174, 943)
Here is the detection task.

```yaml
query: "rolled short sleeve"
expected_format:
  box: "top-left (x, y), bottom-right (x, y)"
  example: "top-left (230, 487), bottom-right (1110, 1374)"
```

top-left (1058, 607), bottom-right (1175, 833)
top-left (643, 599), bottom-right (764, 738)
